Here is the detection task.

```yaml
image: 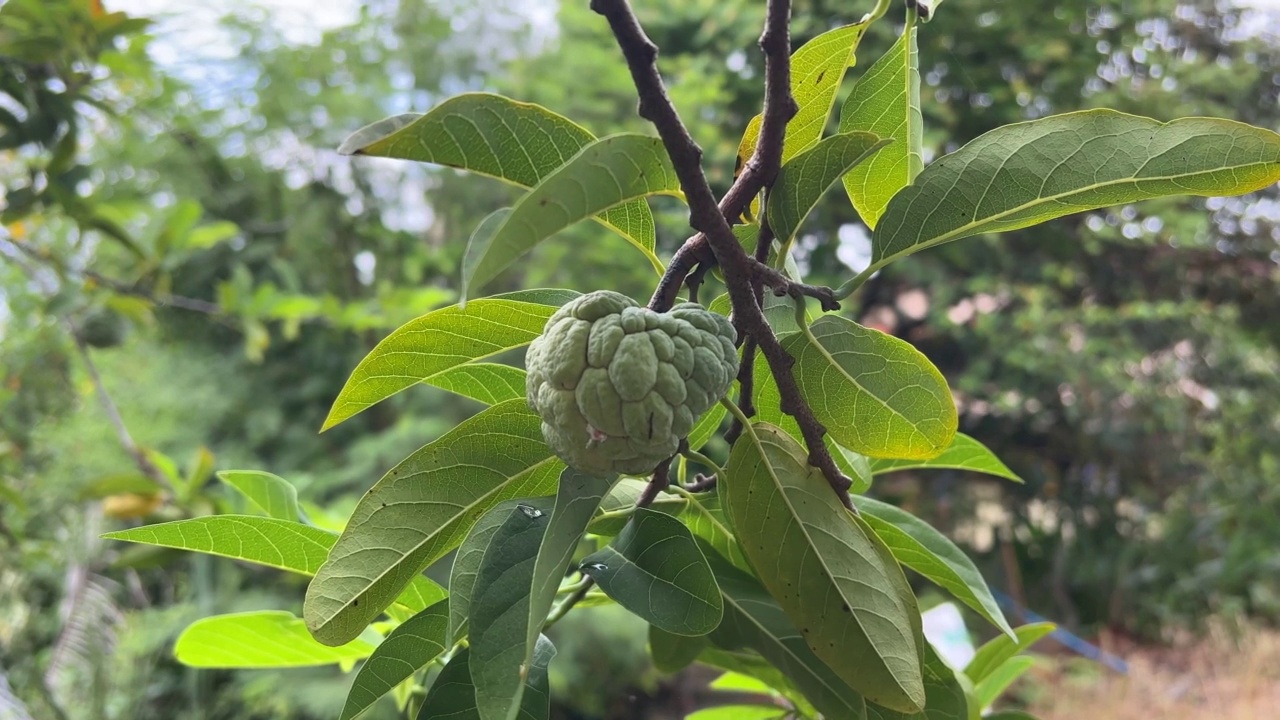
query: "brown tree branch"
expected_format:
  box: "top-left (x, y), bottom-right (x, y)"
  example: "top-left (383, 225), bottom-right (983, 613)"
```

top-left (592, 0), bottom-right (853, 506)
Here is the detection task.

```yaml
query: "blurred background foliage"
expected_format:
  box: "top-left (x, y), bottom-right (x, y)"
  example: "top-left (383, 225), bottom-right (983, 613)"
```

top-left (0, 0), bottom-right (1277, 717)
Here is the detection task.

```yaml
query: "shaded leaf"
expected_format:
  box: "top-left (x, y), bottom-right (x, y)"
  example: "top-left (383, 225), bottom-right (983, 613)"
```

top-left (872, 111), bottom-right (1280, 271)
top-left (589, 478), bottom-right (686, 536)
top-left (860, 497), bottom-right (1013, 638)
top-left (424, 363), bottom-right (526, 406)
top-left (965, 623), bottom-right (1054, 685)
top-left (305, 400), bottom-right (562, 646)
top-left (580, 507), bottom-right (722, 636)
top-left (723, 422), bottom-right (925, 712)
top-left (785, 316), bottom-right (956, 459)
top-left (339, 94), bottom-right (657, 264)
top-left (416, 639), bottom-right (555, 720)
top-left (463, 134), bottom-right (680, 298)
top-left (681, 491), bottom-right (752, 573)
top-left (767, 131), bottom-right (888, 245)
top-left (174, 611), bottom-right (374, 669)
top-left (866, 643), bottom-right (971, 720)
top-left (341, 600), bottom-right (449, 720)
top-left (973, 656), bottom-right (1036, 712)
top-left (322, 290), bottom-right (577, 430)
top-left (217, 469), bottom-right (300, 521)
top-left (840, 23), bottom-right (922, 228)
top-left (869, 434), bottom-right (1021, 482)
top-left (650, 625), bottom-right (708, 673)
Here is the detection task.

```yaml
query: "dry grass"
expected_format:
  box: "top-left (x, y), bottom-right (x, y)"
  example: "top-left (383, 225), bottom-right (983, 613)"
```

top-left (1027, 624), bottom-right (1280, 720)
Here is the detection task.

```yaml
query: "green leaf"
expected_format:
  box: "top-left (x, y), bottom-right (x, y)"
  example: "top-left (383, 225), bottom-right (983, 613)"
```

top-left (973, 656), bottom-right (1036, 711)
top-left (76, 473), bottom-right (162, 500)
top-left (736, 23), bottom-right (870, 170)
top-left (305, 400), bottom-right (562, 646)
top-left (417, 639), bottom-right (555, 720)
top-left (866, 643), bottom-right (970, 720)
top-left (650, 625), bottom-right (708, 673)
top-left (869, 434), bottom-right (1021, 482)
top-left (839, 22), bottom-right (922, 228)
top-left (424, 363), bottom-right (526, 406)
top-left (468, 469), bottom-right (615, 720)
top-left (722, 422), bottom-right (925, 712)
top-left (448, 500), bottom-right (522, 643)
top-left (589, 478), bottom-right (687, 536)
top-left (687, 401), bottom-right (726, 451)
top-left (696, 647), bottom-right (807, 706)
top-left (965, 623), bottom-right (1055, 685)
top-left (985, 713), bottom-right (1041, 720)
top-left (174, 612), bottom-right (375, 669)
top-left (462, 134), bottom-right (681, 298)
top-left (706, 549), bottom-right (869, 720)
top-left (785, 316), bottom-right (956, 459)
top-left (871, 111), bottom-right (1280, 272)
top-left (216, 470), bottom-right (300, 521)
top-left (338, 94), bottom-right (658, 267)
top-left (766, 131), bottom-right (888, 246)
top-left (341, 600), bottom-right (450, 720)
top-left (580, 507), bottom-right (723, 636)
top-left (859, 497), bottom-right (1013, 638)
top-left (681, 491), bottom-right (752, 573)
top-left (685, 707), bottom-right (788, 720)
top-left (322, 290), bottom-right (577, 430)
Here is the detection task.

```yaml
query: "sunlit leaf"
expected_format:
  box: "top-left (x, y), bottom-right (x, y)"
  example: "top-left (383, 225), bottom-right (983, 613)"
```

top-left (973, 656), bottom-right (1036, 712)
top-left (589, 478), bottom-right (687, 536)
top-left (322, 290), bottom-right (577, 430)
top-left (785, 316), bottom-right (956, 459)
top-left (681, 491), bottom-right (752, 573)
top-left (424, 363), bottom-right (526, 406)
top-left (965, 623), bottom-right (1054, 685)
top-left (580, 507), bottom-right (722, 636)
top-left (866, 643), bottom-right (971, 720)
top-left (869, 434), bottom-right (1021, 482)
top-left (767, 131), bottom-right (888, 245)
top-left (723, 422), bottom-right (925, 712)
top-left (685, 707), bottom-right (787, 720)
top-left (217, 470), bottom-right (300, 521)
top-left (840, 22), bottom-right (922, 228)
top-left (174, 612), bottom-right (374, 669)
top-left (462, 134), bottom-right (681, 298)
top-left (305, 400), bottom-right (562, 646)
top-left (340, 600), bottom-right (449, 720)
top-left (338, 93), bottom-right (658, 266)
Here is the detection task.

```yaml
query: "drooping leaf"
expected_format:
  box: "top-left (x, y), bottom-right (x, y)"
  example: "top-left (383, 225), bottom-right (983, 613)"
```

top-left (681, 491), bottom-right (752, 573)
top-left (463, 134), bottom-right (681, 298)
top-left (650, 625), bottom-right (708, 673)
top-left (216, 470), bottom-right (300, 521)
top-left (839, 22), bottom-right (922, 228)
top-left (871, 111), bottom-right (1280, 272)
top-left (860, 497), bottom-right (1013, 638)
top-left (736, 23), bottom-right (870, 173)
top-left (588, 478), bottom-right (687, 536)
top-left (766, 131), bottom-right (888, 246)
top-left (322, 290), bottom-right (577, 430)
top-left (722, 422), bottom-right (925, 712)
top-left (705, 548), bottom-right (868, 720)
top-left (338, 93), bottom-right (658, 266)
top-left (965, 623), bottom-right (1055, 685)
top-left (424, 363), bottom-right (526, 406)
top-left (468, 470), bottom-right (615, 720)
top-left (174, 612), bottom-right (375, 669)
top-left (869, 434), bottom-right (1021, 482)
top-left (416, 638), bottom-right (555, 720)
top-left (341, 600), bottom-right (450, 720)
top-left (973, 656), bottom-right (1036, 712)
top-left (785, 316), bottom-right (956, 459)
top-left (866, 643), bottom-right (971, 720)
top-left (580, 507), bottom-right (722, 636)
top-left (305, 400), bottom-right (562, 646)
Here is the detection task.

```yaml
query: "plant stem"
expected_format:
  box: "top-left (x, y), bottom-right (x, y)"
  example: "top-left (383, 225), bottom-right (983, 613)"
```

top-left (680, 446), bottom-right (724, 478)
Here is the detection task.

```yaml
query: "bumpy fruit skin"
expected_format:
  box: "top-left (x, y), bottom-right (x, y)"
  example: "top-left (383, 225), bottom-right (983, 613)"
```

top-left (526, 290), bottom-right (738, 475)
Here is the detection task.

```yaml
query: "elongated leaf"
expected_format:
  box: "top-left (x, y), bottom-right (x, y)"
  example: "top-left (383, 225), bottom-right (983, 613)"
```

top-left (216, 470), bottom-right (300, 521)
top-left (305, 400), bottom-right (562, 645)
top-left (650, 625), bottom-right (707, 673)
top-left (986, 712), bottom-right (1041, 720)
top-left (341, 600), bottom-right (450, 720)
top-left (866, 644), bottom-right (970, 720)
top-left (737, 23), bottom-right (869, 171)
top-left (860, 497), bottom-right (1013, 638)
top-left (872, 111), bottom-right (1280, 271)
top-left (767, 132), bottom-right (888, 245)
top-left (965, 623), bottom-right (1054, 684)
top-left (339, 93), bottom-right (657, 265)
top-left (973, 656), bottom-right (1036, 711)
top-left (840, 23), bottom-right (922, 228)
top-left (706, 549), bottom-right (868, 719)
top-left (687, 401), bottom-right (726, 451)
top-left (870, 434), bottom-right (1021, 482)
top-left (785, 316), bottom-right (956, 459)
top-left (682, 491), bottom-right (751, 573)
top-left (174, 612), bottom-right (374, 669)
top-left (723, 422), bottom-right (925, 712)
top-left (686, 707), bottom-right (788, 720)
top-left (322, 290), bottom-right (577, 430)
top-left (588, 478), bottom-right (687, 536)
top-left (580, 508), bottom-right (722, 636)
top-left (449, 498), bottom-right (532, 643)
top-left (469, 470), bottom-right (614, 720)
top-left (425, 363), bottom-right (526, 406)
top-left (463, 134), bottom-right (681, 298)
top-left (417, 639), bottom-right (554, 720)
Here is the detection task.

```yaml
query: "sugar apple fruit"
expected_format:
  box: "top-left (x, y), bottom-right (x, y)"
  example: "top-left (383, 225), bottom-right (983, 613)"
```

top-left (526, 290), bottom-right (738, 476)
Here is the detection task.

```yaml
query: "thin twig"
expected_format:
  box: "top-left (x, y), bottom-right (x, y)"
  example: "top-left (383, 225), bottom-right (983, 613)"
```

top-left (594, 0), bottom-right (853, 506)
top-left (682, 474), bottom-right (718, 493)
top-left (544, 577), bottom-right (593, 630)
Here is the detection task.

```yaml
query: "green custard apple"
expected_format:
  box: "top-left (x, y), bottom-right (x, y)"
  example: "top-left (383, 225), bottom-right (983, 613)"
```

top-left (526, 290), bottom-right (738, 475)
